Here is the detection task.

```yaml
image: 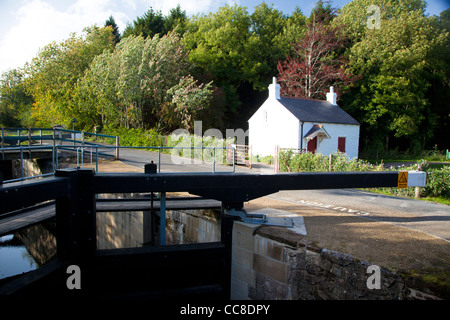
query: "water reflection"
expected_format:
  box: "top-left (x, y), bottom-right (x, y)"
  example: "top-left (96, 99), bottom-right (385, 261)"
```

top-left (96, 193), bottom-right (221, 250)
top-left (0, 220), bottom-right (57, 280)
top-left (0, 194), bottom-right (221, 280)
top-left (96, 208), bottom-right (221, 249)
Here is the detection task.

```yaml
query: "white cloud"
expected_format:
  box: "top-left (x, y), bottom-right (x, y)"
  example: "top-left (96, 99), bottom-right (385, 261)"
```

top-left (0, 0), bottom-right (130, 74)
top-left (0, 0), bottom-right (240, 75)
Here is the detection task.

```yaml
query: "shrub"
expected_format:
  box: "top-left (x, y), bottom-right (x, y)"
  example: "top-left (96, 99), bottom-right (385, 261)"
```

top-left (278, 151), bottom-right (379, 172)
top-left (425, 167), bottom-right (450, 197)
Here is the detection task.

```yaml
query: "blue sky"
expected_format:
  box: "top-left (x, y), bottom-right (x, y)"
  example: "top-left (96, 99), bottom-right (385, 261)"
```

top-left (0, 0), bottom-right (449, 75)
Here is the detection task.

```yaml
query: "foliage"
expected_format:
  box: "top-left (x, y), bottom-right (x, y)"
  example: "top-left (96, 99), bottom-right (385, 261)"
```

top-left (183, 3), bottom-right (306, 119)
top-left (168, 76), bottom-right (213, 130)
top-left (105, 16), bottom-right (121, 44)
top-left (279, 150), bottom-right (450, 201)
top-left (103, 126), bottom-right (164, 147)
top-left (24, 26), bottom-right (116, 128)
top-left (167, 132), bottom-right (234, 163)
top-left (1, 1), bottom-right (449, 156)
top-left (336, 0), bottom-right (449, 151)
top-left (122, 5), bottom-right (187, 39)
top-left (77, 30), bottom-right (212, 132)
top-left (279, 150), bottom-right (380, 172)
top-left (0, 69), bottom-right (34, 127)
top-left (277, 10), bottom-right (353, 99)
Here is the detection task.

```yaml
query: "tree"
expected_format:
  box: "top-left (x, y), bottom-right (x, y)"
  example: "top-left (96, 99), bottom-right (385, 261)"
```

top-left (244, 2), bottom-right (289, 91)
top-left (164, 5), bottom-right (188, 36)
top-left (341, 8), bottom-right (448, 151)
top-left (77, 31), bottom-right (212, 132)
top-left (105, 15), bottom-right (121, 44)
top-left (0, 69), bottom-right (34, 127)
top-left (308, 0), bottom-right (337, 24)
top-left (168, 76), bottom-right (212, 130)
top-left (183, 4), bottom-right (252, 116)
top-left (24, 26), bottom-right (116, 128)
top-left (123, 7), bottom-right (165, 39)
top-left (122, 6), bottom-right (187, 39)
top-left (333, 0), bottom-right (428, 44)
top-left (277, 12), bottom-right (352, 99)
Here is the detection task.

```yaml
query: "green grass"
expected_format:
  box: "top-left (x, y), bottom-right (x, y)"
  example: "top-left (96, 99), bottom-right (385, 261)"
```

top-left (364, 188), bottom-right (450, 206)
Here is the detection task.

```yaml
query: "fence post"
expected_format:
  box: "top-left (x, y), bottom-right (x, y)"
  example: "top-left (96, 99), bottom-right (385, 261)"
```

top-left (213, 147), bottom-right (216, 173)
top-left (274, 145), bottom-right (280, 173)
top-left (329, 154), bottom-right (333, 172)
top-left (20, 146), bottom-right (24, 180)
top-left (415, 163), bottom-right (424, 199)
top-left (115, 136), bottom-right (119, 160)
top-left (160, 191), bottom-right (166, 246)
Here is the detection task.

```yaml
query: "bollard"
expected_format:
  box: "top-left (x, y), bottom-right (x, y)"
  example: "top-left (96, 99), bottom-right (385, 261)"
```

top-left (144, 161), bottom-right (157, 174)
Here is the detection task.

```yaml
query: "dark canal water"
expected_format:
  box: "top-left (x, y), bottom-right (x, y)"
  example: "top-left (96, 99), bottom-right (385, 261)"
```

top-left (0, 203), bottom-right (220, 280)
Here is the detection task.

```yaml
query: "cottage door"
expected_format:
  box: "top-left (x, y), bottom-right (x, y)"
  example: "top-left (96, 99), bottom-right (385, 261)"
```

top-left (307, 137), bottom-right (317, 154)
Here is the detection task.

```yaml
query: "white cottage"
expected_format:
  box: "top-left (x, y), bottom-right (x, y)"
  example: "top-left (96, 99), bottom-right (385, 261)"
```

top-left (248, 77), bottom-right (360, 158)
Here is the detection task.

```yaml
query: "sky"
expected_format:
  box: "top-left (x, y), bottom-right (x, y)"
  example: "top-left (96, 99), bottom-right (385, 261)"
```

top-left (0, 0), bottom-right (449, 75)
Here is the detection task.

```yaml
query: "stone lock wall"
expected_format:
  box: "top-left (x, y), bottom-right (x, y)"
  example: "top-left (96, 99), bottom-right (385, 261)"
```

top-left (230, 221), bottom-right (443, 300)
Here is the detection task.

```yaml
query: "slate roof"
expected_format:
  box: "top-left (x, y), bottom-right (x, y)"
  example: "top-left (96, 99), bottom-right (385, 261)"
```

top-left (303, 124), bottom-right (331, 140)
top-left (278, 97), bottom-right (360, 125)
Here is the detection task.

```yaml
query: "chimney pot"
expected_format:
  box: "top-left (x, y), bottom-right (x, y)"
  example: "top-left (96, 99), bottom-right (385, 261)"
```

top-left (326, 86), bottom-right (337, 106)
top-left (269, 77), bottom-right (280, 100)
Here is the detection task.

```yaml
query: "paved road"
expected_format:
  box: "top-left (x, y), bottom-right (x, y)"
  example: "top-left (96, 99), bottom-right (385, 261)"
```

top-left (266, 189), bottom-right (450, 242)
top-left (113, 146), bottom-right (250, 173)
top-left (112, 148), bottom-right (450, 242)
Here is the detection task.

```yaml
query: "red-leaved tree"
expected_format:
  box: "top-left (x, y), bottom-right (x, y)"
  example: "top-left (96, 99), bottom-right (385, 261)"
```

top-left (277, 14), bottom-right (353, 100)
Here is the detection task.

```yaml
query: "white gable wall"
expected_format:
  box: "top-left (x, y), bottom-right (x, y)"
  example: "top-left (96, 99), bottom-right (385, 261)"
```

top-left (248, 99), bottom-right (299, 157)
top-left (302, 122), bottom-right (360, 159)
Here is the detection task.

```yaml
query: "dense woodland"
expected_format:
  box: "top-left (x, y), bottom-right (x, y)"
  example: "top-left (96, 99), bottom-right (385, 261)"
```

top-left (0, 0), bottom-right (449, 156)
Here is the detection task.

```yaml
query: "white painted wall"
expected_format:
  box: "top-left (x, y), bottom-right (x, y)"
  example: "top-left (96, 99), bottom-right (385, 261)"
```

top-left (301, 122), bottom-right (360, 159)
top-left (248, 98), bottom-right (299, 157)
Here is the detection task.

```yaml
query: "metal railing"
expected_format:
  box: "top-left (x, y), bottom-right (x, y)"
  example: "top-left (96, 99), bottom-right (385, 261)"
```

top-left (0, 144), bottom-right (237, 183)
top-left (1, 127), bottom-right (119, 159)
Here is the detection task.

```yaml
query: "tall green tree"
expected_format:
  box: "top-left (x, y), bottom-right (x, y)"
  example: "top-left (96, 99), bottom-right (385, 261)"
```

top-left (122, 5), bottom-right (187, 39)
top-left (183, 4), bottom-right (252, 116)
top-left (245, 2), bottom-right (289, 91)
top-left (77, 31), bottom-right (212, 132)
top-left (24, 26), bottom-right (116, 128)
top-left (0, 69), bottom-right (34, 127)
top-left (184, 3), bottom-right (306, 127)
top-left (105, 15), bottom-right (121, 44)
top-left (340, 5), bottom-right (448, 151)
top-left (334, 0), bottom-right (427, 43)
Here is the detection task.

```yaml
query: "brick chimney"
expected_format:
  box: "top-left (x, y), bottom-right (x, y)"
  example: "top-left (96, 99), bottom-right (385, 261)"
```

top-left (326, 86), bottom-right (337, 106)
top-left (269, 77), bottom-right (280, 100)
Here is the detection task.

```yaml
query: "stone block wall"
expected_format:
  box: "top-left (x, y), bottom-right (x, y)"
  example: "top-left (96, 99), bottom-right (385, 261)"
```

top-left (230, 221), bottom-right (443, 300)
